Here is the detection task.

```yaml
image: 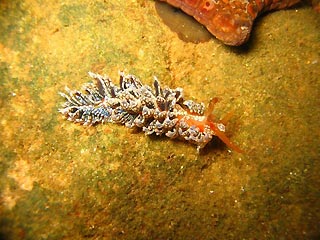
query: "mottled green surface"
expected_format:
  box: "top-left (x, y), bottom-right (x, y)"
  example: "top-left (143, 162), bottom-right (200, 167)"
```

top-left (0, 0), bottom-right (319, 239)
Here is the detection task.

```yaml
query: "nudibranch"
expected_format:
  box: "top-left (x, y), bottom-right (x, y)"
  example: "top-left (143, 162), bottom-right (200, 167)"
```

top-left (159, 0), bottom-right (301, 46)
top-left (59, 72), bottom-right (242, 152)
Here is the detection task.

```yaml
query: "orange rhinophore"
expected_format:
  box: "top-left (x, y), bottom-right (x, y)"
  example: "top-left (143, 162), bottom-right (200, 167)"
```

top-left (176, 97), bottom-right (243, 152)
top-left (159, 0), bottom-right (301, 45)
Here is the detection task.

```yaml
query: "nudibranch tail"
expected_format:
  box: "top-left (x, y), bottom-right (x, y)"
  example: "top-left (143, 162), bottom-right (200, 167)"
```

top-left (59, 72), bottom-right (242, 152)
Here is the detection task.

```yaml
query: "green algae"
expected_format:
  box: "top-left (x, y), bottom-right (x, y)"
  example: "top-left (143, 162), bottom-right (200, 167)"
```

top-left (58, 4), bottom-right (88, 26)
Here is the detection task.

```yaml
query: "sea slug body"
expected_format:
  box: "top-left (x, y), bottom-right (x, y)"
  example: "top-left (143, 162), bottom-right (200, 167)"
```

top-left (59, 72), bottom-right (242, 152)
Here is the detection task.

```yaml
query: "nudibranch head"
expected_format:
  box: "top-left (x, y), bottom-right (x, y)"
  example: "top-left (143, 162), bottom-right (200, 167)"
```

top-left (174, 105), bottom-right (242, 152)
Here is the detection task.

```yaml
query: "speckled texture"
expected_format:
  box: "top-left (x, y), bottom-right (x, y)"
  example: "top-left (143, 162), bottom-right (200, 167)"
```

top-left (0, 0), bottom-right (319, 239)
top-left (160, 0), bottom-right (301, 45)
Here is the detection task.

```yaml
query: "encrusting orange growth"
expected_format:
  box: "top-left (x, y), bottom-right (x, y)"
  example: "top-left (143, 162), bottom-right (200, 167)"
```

top-left (160, 0), bottom-right (301, 45)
